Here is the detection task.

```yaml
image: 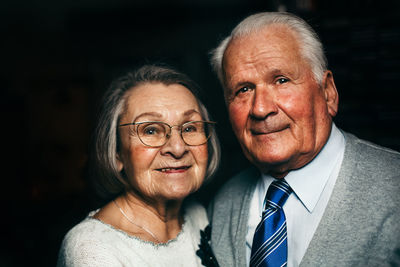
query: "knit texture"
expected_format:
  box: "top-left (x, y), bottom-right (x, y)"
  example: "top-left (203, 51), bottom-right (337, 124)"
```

top-left (57, 201), bottom-right (208, 267)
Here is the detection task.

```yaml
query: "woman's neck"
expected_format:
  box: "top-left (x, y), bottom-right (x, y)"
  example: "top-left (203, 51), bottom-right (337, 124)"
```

top-left (115, 192), bottom-right (184, 243)
top-left (124, 191), bottom-right (183, 222)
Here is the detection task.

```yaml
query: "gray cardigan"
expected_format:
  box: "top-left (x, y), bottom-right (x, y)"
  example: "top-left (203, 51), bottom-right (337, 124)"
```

top-left (208, 132), bottom-right (400, 266)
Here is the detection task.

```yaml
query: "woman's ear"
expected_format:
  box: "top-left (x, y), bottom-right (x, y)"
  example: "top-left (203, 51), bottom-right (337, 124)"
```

top-left (322, 70), bottom-right (339, 117)
top-left (116, 153), bottom-right (124, 172)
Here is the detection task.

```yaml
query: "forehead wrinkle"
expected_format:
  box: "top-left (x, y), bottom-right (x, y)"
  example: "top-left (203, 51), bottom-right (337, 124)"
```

top-left (227, 57), bottom-right (284, 87)
top-left (133, 112), bottom-right (162, 122)
top-left (268, 67), bottom-right (299, 79)
top-left (133, 109), bottom-right (201, 124)
top-left (224, 27), bottom-right (307, 89)
top-left (183, 109), bottom-right (201, 117)
top-left (226, 62), bottom-right (259, 87)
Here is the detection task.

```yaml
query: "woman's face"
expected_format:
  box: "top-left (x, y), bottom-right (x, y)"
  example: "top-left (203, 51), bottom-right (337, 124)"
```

top-left (117, 82), bottom-right (208, 202)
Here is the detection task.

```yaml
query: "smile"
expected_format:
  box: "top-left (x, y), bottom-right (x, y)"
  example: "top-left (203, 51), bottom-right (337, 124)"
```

top-left (156, 166), bottom-right (191, 172)
top-left (250, 126), bottom-right (289, 135)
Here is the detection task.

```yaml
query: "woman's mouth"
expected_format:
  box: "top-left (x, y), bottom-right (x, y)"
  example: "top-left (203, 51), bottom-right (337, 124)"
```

top-left (156, 166), bottom-right (191, 173)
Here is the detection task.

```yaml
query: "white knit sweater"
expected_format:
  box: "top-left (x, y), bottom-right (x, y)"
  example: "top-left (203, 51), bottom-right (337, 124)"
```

top-left (57, 201), bottom-right (208, 267)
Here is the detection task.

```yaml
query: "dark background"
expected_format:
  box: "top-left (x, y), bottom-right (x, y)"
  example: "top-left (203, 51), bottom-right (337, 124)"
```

top-left (1, 0), bottom-right (400, 266)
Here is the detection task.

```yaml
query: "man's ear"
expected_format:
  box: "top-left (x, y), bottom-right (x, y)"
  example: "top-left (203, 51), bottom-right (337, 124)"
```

top-left (322, 70), bottom-right (339, 117)
top-left (116, 153), bottom-right (124, 172)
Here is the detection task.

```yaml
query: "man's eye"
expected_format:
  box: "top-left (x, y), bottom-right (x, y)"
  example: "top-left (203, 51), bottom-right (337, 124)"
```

top-left (276, 77), bottom-right (289, 84)
top-left (235, 86), bottom-right (251, 96)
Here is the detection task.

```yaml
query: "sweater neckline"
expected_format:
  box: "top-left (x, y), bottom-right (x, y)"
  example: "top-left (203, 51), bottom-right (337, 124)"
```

top-left (87, 209), bottom-right (188, 247)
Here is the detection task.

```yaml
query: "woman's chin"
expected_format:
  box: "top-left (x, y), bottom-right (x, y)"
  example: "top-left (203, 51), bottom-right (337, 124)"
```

top-left (158, 185), bottom-right (199, 201)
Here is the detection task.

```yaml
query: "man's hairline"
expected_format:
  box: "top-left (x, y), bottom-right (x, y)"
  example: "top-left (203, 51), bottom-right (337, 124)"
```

top-left (220, 23), bottom-right (319, 94)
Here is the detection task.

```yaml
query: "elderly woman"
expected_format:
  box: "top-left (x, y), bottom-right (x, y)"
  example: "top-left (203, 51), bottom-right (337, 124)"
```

top-left (57, 65), bottom-right (220, 266)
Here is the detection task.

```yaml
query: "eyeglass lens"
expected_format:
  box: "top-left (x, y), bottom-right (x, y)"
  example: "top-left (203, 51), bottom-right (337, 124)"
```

top-left (135, 121), bottom-right (210, 147)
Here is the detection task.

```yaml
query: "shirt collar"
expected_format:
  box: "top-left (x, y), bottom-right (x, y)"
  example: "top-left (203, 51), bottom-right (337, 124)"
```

top-left (285, 124), bottom-right (345, 212)
top-left (261, 124), bottom-right (345, 213)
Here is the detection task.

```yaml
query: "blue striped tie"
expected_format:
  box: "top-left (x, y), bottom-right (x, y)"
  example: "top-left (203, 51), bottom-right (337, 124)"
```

top-left (250, 179), bottom-right (292, 267)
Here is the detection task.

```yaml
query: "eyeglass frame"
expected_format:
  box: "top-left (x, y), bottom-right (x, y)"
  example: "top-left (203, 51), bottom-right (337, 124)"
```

top-left (118, 120), bottom-right (216, 147)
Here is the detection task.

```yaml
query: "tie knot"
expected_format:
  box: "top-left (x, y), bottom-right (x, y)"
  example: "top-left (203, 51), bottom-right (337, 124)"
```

top-left (264, 180), bottom-right (292, 210)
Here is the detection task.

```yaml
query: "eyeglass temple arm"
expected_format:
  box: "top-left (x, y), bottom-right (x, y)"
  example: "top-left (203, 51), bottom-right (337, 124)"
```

top-left (118, 121), bottom-right (217, 127)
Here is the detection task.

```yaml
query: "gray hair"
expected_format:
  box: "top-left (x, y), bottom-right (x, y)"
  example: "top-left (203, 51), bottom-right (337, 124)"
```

top-left (92, 64), bottom-right (221, 199)
top-left (210, 12), bottom-right (327, 86)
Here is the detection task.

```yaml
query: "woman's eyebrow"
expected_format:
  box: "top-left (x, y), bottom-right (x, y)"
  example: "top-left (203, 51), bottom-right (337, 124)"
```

top-left (134, 112), bottom-right (162, 122)
top-left (183, 109), bottom-right (201, 117)
top-left (132, 109), bottom-right (200, 123)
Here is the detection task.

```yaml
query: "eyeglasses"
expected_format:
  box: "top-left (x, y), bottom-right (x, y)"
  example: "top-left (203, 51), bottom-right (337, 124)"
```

top-left (119, 120), bottom-right (216, 147)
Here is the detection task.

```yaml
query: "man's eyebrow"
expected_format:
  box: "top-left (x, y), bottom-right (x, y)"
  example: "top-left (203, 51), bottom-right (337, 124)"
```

top-left (270, 68), bottom-right (283, 75)
top-left (236, 81), bottom-right (253, 87)
top-left (268, 68), bottom-right (296, 77)
top-left (226, 74), bottom-right (253, 88)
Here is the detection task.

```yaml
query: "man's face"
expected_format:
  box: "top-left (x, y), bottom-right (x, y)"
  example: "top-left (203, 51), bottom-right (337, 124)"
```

top-left (223, 25), bottom-right (338, 177)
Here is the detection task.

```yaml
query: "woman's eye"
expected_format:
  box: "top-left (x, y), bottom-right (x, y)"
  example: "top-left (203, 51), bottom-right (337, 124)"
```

top-left (183, 125), bottom-right (197, 133)
top-left (143, 127), bottom-right (158, 135)
top-left (141, 124), bottom-right (164, 136)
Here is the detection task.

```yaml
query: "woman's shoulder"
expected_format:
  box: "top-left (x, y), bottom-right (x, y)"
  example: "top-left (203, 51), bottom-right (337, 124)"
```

top-left (183, 199), bottom-right (209, 231)
top-left (57, 212), bottom-right (123, 266)
top-left (63, 215), bottom-right (105, 240)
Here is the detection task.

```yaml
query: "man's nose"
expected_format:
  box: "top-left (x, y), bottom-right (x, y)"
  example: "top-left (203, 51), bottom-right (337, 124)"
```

top-left (160, 128), bottom-right (187, 158)
top-left (249, 87), bottom-right (278, 119)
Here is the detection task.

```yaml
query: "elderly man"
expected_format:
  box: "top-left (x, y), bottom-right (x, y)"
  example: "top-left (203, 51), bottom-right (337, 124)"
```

top-left (208, 12), bottom-right (400, 267)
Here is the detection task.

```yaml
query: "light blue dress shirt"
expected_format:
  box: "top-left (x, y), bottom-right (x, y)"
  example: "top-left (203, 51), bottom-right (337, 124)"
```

top-left (246, 124), bottom-right (346, 267)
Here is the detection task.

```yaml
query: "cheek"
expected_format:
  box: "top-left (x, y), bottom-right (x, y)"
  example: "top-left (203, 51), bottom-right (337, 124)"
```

top-left (194, 146), bottom-right (209, 172)
top-left (278, 87), bottom-right (318, 125)
top-left (186, 146), bottom-right (208, 190)
top-left (228, 102), bottom-right (249, 134)
top-left (122, 145), bottom-right (157, 178)
top-left (279, 87), bottom-right (327, 147)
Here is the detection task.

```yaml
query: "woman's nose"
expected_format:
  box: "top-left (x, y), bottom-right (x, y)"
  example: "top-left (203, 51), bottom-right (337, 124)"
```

top-left (159, 128), bottom-right (187, 158)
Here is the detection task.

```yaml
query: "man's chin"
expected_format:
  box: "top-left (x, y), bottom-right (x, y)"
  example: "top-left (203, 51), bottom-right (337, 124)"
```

top-left (251, 154), bottom-right (293, 177)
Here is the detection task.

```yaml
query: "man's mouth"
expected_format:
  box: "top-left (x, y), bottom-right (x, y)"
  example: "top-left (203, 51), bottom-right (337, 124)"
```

top-left (250, 126), bottom-right (289, 135)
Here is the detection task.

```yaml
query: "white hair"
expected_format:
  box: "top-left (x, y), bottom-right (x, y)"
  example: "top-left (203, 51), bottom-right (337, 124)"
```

top-left (210, 12), bottom-right (327, 86)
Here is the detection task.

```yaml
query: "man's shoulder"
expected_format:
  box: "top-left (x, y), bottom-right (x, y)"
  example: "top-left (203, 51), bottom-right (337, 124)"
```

top-left (346, 131), bottom-right (399, 155)
top-left (208, 167), bottom-right (259, 258)
top-left (209, 166), bottom-right (259, 218)
top-left (215, 166), bottom-right (260, 198)
top-left (340, 131), bottom-right (400, 205)
top-left (344, 132), bottom-right (400, 175)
